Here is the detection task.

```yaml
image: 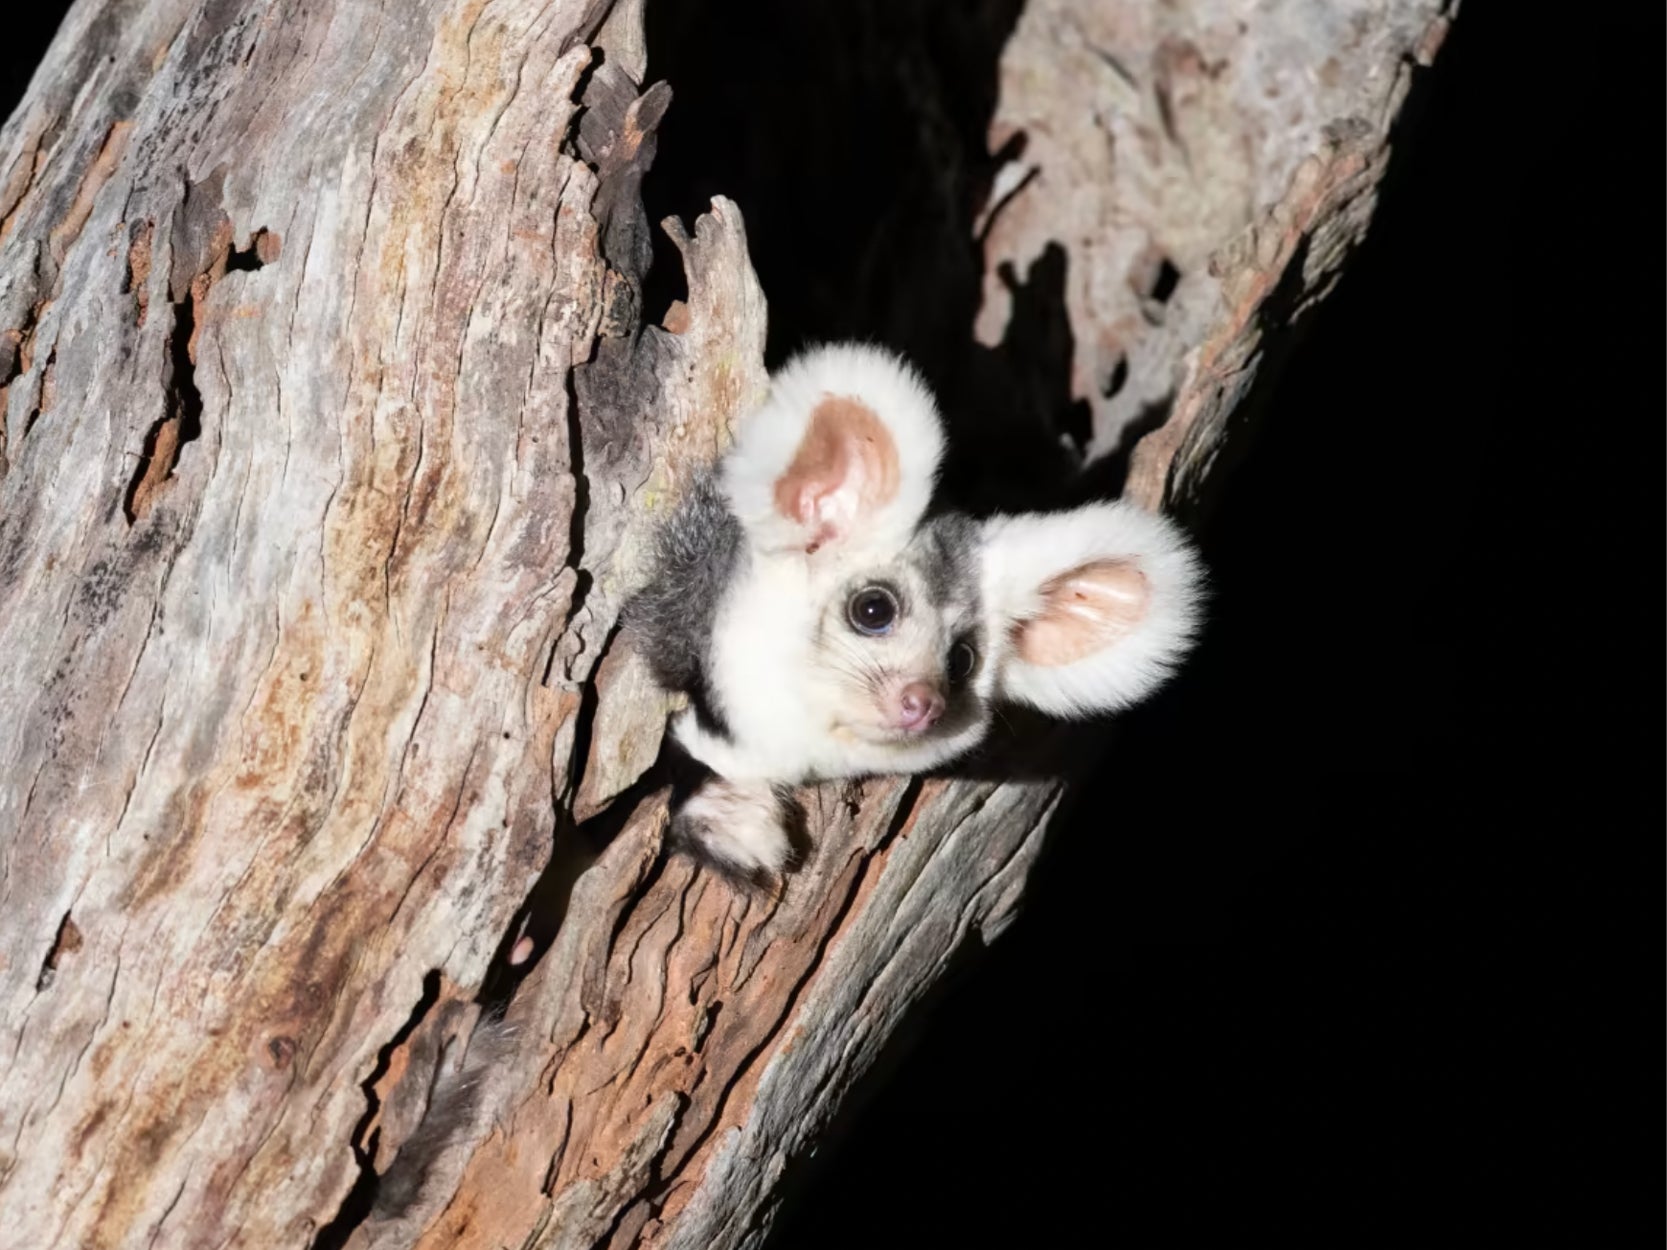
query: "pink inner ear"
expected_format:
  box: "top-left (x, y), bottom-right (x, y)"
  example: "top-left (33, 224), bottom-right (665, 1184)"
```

top-left (772, 395), bottom-right (900, 550)
top-left (1014, 559), bottom-right (1150, 666)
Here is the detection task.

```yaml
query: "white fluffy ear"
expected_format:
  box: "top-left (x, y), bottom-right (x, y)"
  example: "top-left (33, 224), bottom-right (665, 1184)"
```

top-left (981, 502), bottom-right (1203, 717)
top-left (721, 343), bottom-right (944, 555)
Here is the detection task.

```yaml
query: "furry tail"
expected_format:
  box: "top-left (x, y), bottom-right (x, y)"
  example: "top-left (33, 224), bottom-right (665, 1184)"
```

top-left (369, 1009), bottom-right (519, 1229)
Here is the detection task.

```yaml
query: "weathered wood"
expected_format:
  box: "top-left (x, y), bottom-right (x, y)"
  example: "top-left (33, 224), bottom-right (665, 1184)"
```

top-left (974, 0), bottom-right (1454, 511)
top-left (0, 1), bottom-right (1451, 1247)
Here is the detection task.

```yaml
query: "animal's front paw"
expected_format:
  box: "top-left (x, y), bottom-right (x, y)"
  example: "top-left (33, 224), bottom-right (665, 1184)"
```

top-left (671, 777), bottom-right (795, 885)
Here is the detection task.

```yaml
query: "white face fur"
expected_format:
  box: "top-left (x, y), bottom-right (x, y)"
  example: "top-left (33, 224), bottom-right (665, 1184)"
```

top-left (670, 342), bottom-right (1204, 802)
top-left (807, 529), bottom-right (987, 747)
top-left (690, 513), bottom-right (996, 785)
top-left (786, 511), bottom-right (999, 781)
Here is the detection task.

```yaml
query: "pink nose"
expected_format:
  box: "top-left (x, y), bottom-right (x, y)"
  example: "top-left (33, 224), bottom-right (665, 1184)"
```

top-left (896, 682), bottom-right (946, 732)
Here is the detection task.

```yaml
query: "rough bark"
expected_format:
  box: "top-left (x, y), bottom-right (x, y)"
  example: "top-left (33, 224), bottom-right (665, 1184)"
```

top-left (0, 1), bottom-right (1452, 1247)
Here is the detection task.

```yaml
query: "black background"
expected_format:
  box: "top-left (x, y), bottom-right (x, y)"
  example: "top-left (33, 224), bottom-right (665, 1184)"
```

top-left (766, 8), bottom-right (1659, 1245)
top-left (6, 2), bottom-right (1658, 1245)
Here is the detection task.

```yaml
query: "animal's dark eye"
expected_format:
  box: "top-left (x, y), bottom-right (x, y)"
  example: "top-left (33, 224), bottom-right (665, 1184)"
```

top-left (948, 639), bottom-right (978, 684)
top-left (847, 586), bottom-right (899, 636)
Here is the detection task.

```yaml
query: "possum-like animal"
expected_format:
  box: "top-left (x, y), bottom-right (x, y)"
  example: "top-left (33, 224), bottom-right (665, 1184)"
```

top-left (626, 343), bottom-right (1203, 879)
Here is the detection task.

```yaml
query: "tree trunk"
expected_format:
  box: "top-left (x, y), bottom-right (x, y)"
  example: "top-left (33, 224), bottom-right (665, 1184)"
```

top-left (0, 1), bottom-right (1452, 1247)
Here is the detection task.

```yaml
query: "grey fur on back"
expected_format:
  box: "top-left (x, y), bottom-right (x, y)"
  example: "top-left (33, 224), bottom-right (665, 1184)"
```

top-left (624, 472), bottom-right (744, 723)
top-left (368, 1011), bottom-right (519, 1234)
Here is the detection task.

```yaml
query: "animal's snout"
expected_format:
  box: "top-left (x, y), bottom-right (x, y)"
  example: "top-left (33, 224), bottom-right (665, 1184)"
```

top-left (894, 681), bottom-right (946, 733)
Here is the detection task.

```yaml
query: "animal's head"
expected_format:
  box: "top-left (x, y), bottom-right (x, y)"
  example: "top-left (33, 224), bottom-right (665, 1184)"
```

top-left (721, 343), bottom-right (1203, 759)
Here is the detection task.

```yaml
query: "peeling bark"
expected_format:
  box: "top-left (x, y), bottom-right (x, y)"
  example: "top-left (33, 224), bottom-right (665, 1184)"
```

top-left (0, 1), bottom-right (1451, 1247)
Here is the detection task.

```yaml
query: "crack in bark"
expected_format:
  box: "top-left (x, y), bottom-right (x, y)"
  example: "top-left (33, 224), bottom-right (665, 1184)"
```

top-left (0, 125), bottom-right (52, 243)
top-left (311, 969), bottom-right (444, 1250)
top-left (0, 295), bottom-right (46, 474)
top-left (34, 910), bottom-right (83, 992)
top-left (144, 1177), bottom-right (189, 1250)
top-left (47, 118), bottom-right (132, 269)
top-left (126, 219), bottom-right (155, 324)
top-left (563, 618), bottom-right (624, 807)
top-left (123, 222), bottom-right (273, 524)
